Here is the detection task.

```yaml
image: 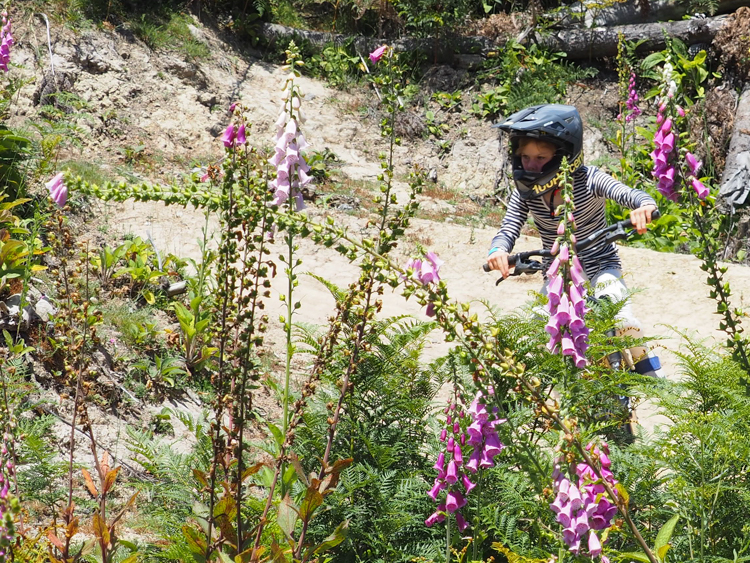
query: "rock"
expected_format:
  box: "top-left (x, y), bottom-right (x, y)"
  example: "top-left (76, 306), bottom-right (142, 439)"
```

top-left (428, 168), bottom-right (438, 183)
top-left (197, 91), bottom-right (218, 108)
top-left (73, 37), bottom-right (124, 74)
top-left (162, 56), bottom-right (208, 88)
top-left (35, 297), bottom-right (58, 323)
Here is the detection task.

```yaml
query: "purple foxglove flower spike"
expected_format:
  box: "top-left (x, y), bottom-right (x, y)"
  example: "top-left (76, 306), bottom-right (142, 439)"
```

top-left (453, 445), bottom-right (463, 465)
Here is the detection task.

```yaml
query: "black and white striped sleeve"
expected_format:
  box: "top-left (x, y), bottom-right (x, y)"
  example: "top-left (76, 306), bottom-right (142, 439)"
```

top-left (489, 190), bottom-right (529, 254)
top-left (589, 167), bottom-right (657, 210)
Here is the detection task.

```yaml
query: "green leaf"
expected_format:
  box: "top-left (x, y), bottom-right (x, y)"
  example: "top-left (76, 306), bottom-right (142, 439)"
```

top-left (615, 483), bottom-right (630, 505)
top-left (618, 552), bottom-right (652, 563)
top-left (654, 514), bottom-right (680, 552)
top-left (313, 520), bottom-right (349, 555)
top-left (299, 486), bottom-right (324, 522)
top-left (641, 52), bottom-right (666, 70)
top-left (276, 494), bottom-right (298, 541)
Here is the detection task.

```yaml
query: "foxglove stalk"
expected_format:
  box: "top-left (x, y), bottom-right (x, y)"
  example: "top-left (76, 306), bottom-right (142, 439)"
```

top-left (0, 12), bottom-right (12, 73)
top-left (270, 83), bottom-right (311, 211)
top-left (550, 444), bottom-right (619, 561)
top-left (651, 59), bottom-right (709, 202)
top-left (426, 392), bottom-right (506, 532)
top-left (0, 434), bottom-right (17, 561)
top-left (618, 72), bottom-right (641, 123)
top-left (546, 238), bottom-right (589, 367)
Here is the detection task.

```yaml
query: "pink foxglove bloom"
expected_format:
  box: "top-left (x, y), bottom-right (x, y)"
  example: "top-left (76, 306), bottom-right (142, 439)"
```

top-left (405, 250), bottom-right (443, 317)
top-left (425, 505), bottom-right (446, 527)
top-left (0, 433), bottom-right (16, 554)
top-left (454, 511), bottom-right (469, 532)
top-left (46, 172), bottom-right (67, 208)
top-left (686, 152), bottom-right (702, 176)
top-left (369, 45), bottom-right (388, 64)
top-left (445, 489), bottom-right (466, 513)
top-left (691, 177), bottom-right (709, 199)
top-left (222, 124), bottom-right (236, 147)
top-left (236, 123), bottom-right (247, 145)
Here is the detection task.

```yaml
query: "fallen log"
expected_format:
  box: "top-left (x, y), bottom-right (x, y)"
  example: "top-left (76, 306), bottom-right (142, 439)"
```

top-left (259, 13), bottom-right (728, 63)
top-left (554, 0), bottom-right (747, 28)
top-left (719, 84), bottom-right (750, 210)
top-left (537, 14), bottom-right (729, 60)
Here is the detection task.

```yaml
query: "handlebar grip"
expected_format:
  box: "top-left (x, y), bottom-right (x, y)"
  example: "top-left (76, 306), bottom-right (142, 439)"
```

top-left (482, 263), bottom-right (491, 272)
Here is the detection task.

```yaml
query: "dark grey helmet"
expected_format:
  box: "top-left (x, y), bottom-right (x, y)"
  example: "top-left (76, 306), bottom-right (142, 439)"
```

top-left (496, 104), bottom-right (584, 200)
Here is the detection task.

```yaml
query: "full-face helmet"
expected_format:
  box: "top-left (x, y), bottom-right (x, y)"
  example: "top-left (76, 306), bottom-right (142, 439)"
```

top-left (496, 104), bottom-right (584, 200)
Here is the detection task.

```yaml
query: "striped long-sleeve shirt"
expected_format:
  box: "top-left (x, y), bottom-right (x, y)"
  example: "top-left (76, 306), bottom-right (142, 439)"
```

top-left (489, 166), bottom-right (657, 279)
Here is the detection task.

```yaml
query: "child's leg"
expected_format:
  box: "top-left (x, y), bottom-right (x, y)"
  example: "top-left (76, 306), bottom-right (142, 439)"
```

top-left (590, 269), bottom-right (662, 377)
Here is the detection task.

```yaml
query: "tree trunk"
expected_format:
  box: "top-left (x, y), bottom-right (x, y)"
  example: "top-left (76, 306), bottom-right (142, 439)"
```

top-left (537, 14), bottom-right (729, 60)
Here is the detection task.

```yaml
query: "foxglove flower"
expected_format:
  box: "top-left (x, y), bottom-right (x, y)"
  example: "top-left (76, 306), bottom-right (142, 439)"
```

top-left (405, 251), bottom-right (443, 317)
top-left (369, 45), bottom-right (388, 64)
top-left (46, 172), bottom-right (67, 208)
top-left (222, 124), bottom-right (236, 148)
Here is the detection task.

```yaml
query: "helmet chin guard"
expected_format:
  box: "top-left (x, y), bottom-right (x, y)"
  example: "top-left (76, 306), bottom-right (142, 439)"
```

top-left (496, 104), bottom-right (584, 200)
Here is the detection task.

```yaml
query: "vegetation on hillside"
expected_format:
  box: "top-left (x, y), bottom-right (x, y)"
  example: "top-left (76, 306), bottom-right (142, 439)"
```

top-left (1, 2), bottom-right (750, 563)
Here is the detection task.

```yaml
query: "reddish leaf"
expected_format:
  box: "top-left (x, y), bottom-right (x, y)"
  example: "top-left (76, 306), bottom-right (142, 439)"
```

top-left (46, 529), bottom-right (64, 551)
top-left (81, 468), bottom-right (98, 497)
top-left (103, 467), bottom-right (120, 494)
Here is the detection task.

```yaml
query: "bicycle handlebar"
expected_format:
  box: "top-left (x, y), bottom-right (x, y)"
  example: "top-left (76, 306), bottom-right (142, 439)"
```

top-left (482, 209), bottom-right (661, 274)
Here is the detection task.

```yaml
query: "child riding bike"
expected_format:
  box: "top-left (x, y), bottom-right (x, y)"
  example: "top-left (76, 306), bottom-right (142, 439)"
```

top-left (486, 104), bottom-right (661, 376)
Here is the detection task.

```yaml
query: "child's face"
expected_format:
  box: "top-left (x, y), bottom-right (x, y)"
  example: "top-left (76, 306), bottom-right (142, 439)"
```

top-left (518, 140), bottom-right (555, 173)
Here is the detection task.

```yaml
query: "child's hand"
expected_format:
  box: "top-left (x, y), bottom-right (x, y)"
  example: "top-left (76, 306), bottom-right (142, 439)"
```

top-left (630, 204), bottom-right (657, 234)
top-left (487, 250), bottom-right (512, 278)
